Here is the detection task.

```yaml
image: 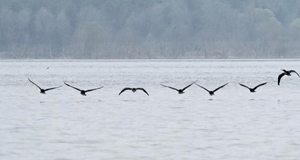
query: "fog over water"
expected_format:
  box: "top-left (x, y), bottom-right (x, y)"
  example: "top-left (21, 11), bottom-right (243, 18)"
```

top-left (1, 1), bottom-right (300, 58)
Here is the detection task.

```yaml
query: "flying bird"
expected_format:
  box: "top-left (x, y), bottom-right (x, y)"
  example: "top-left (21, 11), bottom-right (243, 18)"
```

top-left (28, 78), bottom-right (61, 94)
top-left (239, 82), bottom-right (267, 92)
top-left (64, 82), bottom-right (103, 96)
top-left (161, 81), bottom-right (196, 94)
top-left (195, 83), bottom-right (228, 96)
top-left (278, 69), bottom-right (300, 85)
top-left (119, 88), bottom-right (149, 96)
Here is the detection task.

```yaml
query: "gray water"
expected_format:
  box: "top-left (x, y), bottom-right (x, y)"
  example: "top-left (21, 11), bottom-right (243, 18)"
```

top-left (1, 60), bottom-right (300, 160)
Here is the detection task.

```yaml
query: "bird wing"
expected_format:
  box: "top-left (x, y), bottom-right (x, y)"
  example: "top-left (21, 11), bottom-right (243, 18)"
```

top-left (64, 82), bottom-right (82, 91)
top-left (119, 88), bottom-right (132, 95)
top-left (137, 88), bottom-right (149, 96)
top-left (290, 70), bottom-right (300, 77)
top-left (213, 83), bottom-right (228, 92)
top-left (182, 81), bottom-right (196, 91)
top-left (195, 83), bottom-right (210, 93)
top-left (161, 84), bottom-right (179, 91)
top-left (44, 85), bottom-right (62, 91)
top-left (239, 83), bottom-right (250, 90)
top-left (28, 78), bottom-right (42, 90)
top-left (85, 86), bottom-right (103, 93)
top-left (253, 82), bottom-right (267, 90)
top-left (278, 73), bottom-right (285, 85)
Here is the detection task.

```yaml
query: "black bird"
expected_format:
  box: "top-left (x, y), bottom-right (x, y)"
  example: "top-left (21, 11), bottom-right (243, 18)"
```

top-left (195, 83), bottom-right (228, 96)
top-left (239, 82), bottom-right (267, 92)
top-left (28, 78), bottom-right (61, 94)
top-left (119, 88), bottom-right (149, 96)
top-left (161, 81), bottom-right (196, 94)
top-left (278, 69), bottom-right (300, 85)
top-left (64, 82), bottom-right (103, 96)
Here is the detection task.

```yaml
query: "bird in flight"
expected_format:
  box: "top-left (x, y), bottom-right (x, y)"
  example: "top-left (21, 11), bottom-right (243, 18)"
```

top-left (119, 88), bottom-right (149, 96)
top-left (64, 82), bottom-right (103, 96)
top-left (28, 78), bottom-right (61, 94)
top-left (195, 83), bottom-right (228, 96)
top-left (161, 81), bottom-right (196, 94)
top-left (278, 69), bottom-right (300, 85)
top-left (239, 82), bottom-right (267, 92)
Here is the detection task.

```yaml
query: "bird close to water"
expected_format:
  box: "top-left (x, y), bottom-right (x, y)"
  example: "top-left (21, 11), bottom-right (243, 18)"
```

top-left (161, 81), bottom-right (196, 94)
top-left (64, 82), bottom-right (103, 96)
top-left (28, 78), bottom-right (61, 94)
top-left (278, 69), bottom-right (300, 85)
top-left (119, 88), bottom-right (149, 96)
top-left (195, 83), bottom-right (228, 96)
top-left (239, 82), bottom-right (267, 92)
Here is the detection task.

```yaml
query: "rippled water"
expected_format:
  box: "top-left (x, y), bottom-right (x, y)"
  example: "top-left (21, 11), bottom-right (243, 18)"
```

top-left (1, 59), bottom-right (300, 160)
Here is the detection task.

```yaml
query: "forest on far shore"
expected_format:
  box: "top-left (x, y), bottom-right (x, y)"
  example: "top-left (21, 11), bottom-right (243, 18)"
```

top-left (1, 0), bottom-right (300, 59)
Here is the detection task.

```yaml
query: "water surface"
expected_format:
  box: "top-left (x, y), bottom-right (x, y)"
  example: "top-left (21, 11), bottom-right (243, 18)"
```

top-left (1, 60), bottom-right (300, 160)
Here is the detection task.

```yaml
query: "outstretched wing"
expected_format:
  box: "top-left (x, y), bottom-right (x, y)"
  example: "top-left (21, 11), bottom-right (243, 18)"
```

top-left (28, 78), bottom-right (42, 90)
top-left (291, 70), bottom-right (300, 77)
top-left (182, 81), bottom-right (196, 91)
top-left (44, 86), bottom-right (62, 91)
top-left (64, 82), bottom-right (82, 91)
top-left (85, 86), bottom-right (103, 93)
top-left (161, 84), bottom-right (179, 91)
top-left (253, 82), bottom-right (267, 90)
top-left (195, 83), bottom-right (210, 93)
top-left (213, 83), bottom-right (228, 92)
top-left (137, 88), bottom-right (149, 96)
top-left (278, 73), bottom-right (285, 85)
top-left (119, 88), bottom-right (132, 95)
top-left (239, 83), bottom-right (250, 90)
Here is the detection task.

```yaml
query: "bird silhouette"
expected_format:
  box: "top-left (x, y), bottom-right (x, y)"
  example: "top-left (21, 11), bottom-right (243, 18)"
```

top-left (195, 83), bottom-right (228, 96)
top-left (64, 82), bottom-right (103, 96)
top-left (239, 82), bottom-right (267, 92)
top-left (119, 88), bottom-right (149, 96)
top-left (161, 81), bottom-right (196, 94)
top-left (28, 78), bottom-right (61, 94)
top-left (278, 69), bottom-right (300, 85)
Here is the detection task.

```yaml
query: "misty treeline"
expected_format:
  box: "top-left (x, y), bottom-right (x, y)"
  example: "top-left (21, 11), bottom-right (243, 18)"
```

top-left (1, 0), bottom-right (300, 59)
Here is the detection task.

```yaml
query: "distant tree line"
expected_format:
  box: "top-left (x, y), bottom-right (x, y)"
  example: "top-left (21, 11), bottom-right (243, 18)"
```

top-left (0, 0), bottom-right (300, 59)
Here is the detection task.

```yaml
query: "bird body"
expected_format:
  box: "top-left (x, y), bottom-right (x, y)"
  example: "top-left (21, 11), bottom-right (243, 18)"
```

top-left (196, 83), bottom-right (228, 96)
top-left (64, 82), bottom-right (103, 96)
top-left (119, 87), bottom-right (149, 96)
top-left (28, 78), bottom-right (61, 94)
top-left (239, 82), bottom-right (267, 92)
top-left (278, 69), bottom-right (300, 85)
top-left (161, 81), bottom-right (196, 94)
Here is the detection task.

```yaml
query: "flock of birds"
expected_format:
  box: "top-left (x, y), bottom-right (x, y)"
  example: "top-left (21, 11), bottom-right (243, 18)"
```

top-left (28, 69), bottom-right (300, 96)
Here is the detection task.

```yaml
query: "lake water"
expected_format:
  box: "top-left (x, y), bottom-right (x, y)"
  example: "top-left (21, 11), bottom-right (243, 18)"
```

top-left (1, 59), bottom-right (300, 160)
